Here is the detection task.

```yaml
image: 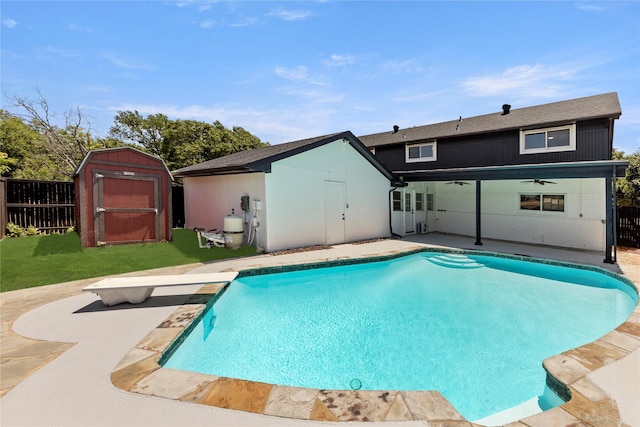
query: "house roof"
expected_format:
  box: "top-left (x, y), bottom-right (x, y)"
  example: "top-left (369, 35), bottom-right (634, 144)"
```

top-left (359, 92), bottom-right (622, 148)
top-left (171, 130), bottom-right (397, 182)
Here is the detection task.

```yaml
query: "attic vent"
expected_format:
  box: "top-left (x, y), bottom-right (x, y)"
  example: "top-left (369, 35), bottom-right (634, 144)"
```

top-left (502, 104), bottom-right (511, 115)
top-left (393, 125), bottom-right (399, 133)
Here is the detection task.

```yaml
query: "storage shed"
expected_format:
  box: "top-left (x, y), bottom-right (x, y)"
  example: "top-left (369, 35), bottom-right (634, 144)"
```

top-left (172, 131), bottom-right (399, 253)
top-left (73, 147), bottom-right (173, 248)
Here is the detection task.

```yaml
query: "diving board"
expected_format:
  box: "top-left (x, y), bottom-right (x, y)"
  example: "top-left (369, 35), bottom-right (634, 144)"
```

top-left (82, 272), bottom-right (238, 306)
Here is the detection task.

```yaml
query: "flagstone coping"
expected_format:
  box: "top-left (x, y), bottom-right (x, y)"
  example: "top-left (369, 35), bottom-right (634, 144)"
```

top-left (109, 251), bottom-right (640, 426)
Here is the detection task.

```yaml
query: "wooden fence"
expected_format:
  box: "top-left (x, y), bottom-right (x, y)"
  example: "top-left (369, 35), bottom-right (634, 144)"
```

top-left (1, 178), bottom-right (186, 238)
top-left (0, 178), bottom-right (76, 237)
top-left (617, 206), bottom-right (640, 248)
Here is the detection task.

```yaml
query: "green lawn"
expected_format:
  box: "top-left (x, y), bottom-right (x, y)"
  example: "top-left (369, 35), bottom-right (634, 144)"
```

top-left (0, 229), bottom-right (257, 292)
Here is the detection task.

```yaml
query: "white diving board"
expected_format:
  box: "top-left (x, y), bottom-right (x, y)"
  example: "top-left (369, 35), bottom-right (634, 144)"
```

top-left (82, 272), bottom-right (238, 306)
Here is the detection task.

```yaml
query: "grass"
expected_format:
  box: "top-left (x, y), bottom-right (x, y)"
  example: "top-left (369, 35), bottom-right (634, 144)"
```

top-left (0, 229), bottom-right (257, 292)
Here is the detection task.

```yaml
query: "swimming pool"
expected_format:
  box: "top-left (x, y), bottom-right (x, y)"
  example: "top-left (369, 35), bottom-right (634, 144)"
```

top-left (162, 251), bottom-right (637, 421)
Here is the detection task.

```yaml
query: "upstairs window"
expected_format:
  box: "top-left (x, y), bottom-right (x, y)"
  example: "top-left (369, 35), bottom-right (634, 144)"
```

top-left (406, 141), bottom-right (437, 163)
top-left (520, 124), bottom-right (576, 154)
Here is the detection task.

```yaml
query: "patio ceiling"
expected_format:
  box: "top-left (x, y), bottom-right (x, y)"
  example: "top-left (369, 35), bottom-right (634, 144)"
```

top-left (395, 160), bottom-right (629, 182)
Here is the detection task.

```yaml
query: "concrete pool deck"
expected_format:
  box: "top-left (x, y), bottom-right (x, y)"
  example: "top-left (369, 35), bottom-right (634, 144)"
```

top-left (1, 234), bottom-right (639, 426)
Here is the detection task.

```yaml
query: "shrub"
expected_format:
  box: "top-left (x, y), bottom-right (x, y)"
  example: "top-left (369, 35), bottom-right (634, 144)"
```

top-left (25, 225), bottom-right (40, 236)
top-left (6, 222), bottom-right (25, 237)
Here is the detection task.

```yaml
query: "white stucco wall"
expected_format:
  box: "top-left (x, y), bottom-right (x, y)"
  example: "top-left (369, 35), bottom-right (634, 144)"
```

top-left (429, 178), bottom-right (606, 251)
top-left (264, 139), bottom-right (391, 252)
top-left (182, 173), bottom-right (267, 247)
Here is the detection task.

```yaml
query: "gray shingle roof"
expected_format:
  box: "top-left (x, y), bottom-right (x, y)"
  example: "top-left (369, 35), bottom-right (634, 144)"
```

top-left (359, 92), bottom-right (621, 148)
top-left (172, 132), bottom-right (344, 176)
top-left (172, 131), bottom-right (395, 182)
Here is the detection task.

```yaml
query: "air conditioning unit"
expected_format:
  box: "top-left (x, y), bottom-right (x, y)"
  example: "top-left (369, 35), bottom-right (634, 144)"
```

top-left (417, 223), bottom-right (428, 234)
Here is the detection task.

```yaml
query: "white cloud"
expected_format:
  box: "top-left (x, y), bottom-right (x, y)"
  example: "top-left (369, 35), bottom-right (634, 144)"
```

top-left (324, 54), bottom-right (357, 67)
top-left (45, 46), bottom-right (77, 58)
top-left (274, 65), bottom-right (309, 81)
top-left (381, 59), bottom-right (425, 74)
top-left (173, 1), bottom-right (216, 11)
top-left (3, 18), bottom-right (17, 28)
top-left (231, 17), bottom-right (258, 27)
top-left (575, 2), bottom-right (606, 12)
top-left (103, 53), bottom-right (156, 71)
top-left (267, 10), bottom-right (313, 21)
top-left (68, 24), bottom-right (94, 32)
top-left (462, 64), bottom-right (577, 99)
top-left (199, 20), bottom-right (215, 29)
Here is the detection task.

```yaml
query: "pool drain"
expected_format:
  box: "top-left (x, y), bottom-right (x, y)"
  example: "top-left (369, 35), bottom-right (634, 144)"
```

top-left (350, 378), bottom-right (362, 390)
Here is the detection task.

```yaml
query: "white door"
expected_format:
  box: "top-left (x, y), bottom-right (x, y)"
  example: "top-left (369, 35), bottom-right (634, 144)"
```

top-left (426, 193), bottom-right (436, 232)
top-left (404, 190), bottom-right (415, 234)
top-left (325, 182), bottom-right (346, 245)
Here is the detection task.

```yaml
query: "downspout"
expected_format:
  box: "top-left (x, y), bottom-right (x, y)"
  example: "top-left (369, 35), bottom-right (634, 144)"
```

top-left (388, 178), bottom-right (404, 238)
top-left (613, 165), bottom-right (617, 263)
top-left (388, 187), bottom-right (402, 238)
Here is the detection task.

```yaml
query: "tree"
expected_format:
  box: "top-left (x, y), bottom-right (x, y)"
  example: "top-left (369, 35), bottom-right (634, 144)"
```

top-left (4, 91), bottom-right (120, 180)
top-left (109, 111), bottom-right (268, 170)
top-left (614, 148), bottom-right (640, 206)
top-left (622, 150), bottom-right (640, 206)
top-left (0, 109), bottom-right (40, 177)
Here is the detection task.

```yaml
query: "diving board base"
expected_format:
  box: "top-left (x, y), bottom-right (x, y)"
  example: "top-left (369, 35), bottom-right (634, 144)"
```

top-left (83, 272), bottom-right (238, 306)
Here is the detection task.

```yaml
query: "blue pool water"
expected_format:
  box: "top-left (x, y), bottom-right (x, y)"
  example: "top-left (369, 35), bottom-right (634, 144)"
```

top-left (163, 252), bottom-right (637, 421)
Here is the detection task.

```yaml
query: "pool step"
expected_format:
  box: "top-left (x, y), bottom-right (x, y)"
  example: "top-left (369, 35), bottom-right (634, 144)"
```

top-left (428, 254), bottom-right (484, 269)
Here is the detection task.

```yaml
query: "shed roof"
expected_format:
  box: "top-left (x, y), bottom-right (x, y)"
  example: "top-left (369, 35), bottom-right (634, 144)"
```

top-left (359, 92), bottom-right (621, 148)
top-left (172, 131), bottom-right (397, 182)
top-left (72, 146), bottom-right (173, 179)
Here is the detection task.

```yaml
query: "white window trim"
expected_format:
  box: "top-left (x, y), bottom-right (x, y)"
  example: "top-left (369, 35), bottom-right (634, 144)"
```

top-left (406, 141), bottom-right (437, 163)
top-left (519, 193), bottom-right (566, 213)
top-left (519, 124), bottom-right (576, 155)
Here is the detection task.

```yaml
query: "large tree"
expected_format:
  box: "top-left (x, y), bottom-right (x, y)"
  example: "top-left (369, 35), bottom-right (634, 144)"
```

top-left (109, 111), bottom-right (268, 170)
top-left (3, 92), bottom-right (119, 180)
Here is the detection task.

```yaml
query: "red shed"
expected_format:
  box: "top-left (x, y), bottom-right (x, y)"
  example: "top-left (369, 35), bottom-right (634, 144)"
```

top-left (73, 147), bottom-right (173, 248)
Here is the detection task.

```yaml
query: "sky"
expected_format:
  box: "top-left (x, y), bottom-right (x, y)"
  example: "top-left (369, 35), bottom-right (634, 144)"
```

top-left (1, 1), bottom-right (639, 155)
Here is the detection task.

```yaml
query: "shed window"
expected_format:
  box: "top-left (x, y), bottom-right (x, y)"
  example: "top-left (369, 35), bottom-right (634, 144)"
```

top-left (520, 124), bottom-right (576, 154)
top-left (406, 141), bottom-right (437, 163)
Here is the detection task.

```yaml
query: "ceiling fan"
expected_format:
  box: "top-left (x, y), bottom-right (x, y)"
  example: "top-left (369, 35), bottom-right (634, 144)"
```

top-left (445, 181), bottom-right (470, 186)
top-left (521, 179), bottom-right (557, 185)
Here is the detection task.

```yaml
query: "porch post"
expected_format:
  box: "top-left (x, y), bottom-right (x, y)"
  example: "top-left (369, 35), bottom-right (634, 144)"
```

top-left (475, 179), bottom-right (482, 246)
top-left (604, 176), bottom-right (614, 264)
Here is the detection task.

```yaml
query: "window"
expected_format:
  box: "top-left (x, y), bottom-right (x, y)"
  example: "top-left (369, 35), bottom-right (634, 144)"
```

top-left (426, 194), bottom-right (434, 211)
top-left (406, 141), bottom-right (437, 162)
top-left (404, 193), bottom-right (412, 212)
top-left (392, 191), bottom-right (402, 211)
top-left (415, 193), bottom-right (425, 211)
top-left (520, 124), bottom-right (576, 154)
top-left (520, 194), bottom-right (565, 212)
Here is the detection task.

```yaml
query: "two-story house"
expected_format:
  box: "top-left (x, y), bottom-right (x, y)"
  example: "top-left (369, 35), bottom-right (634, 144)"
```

top-left (359, 92), bottom-right (628, 263)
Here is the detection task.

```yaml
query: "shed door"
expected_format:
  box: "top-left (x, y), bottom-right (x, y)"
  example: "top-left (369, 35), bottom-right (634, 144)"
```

top-left (94, 172), bottom-right (160, 246)
top-left (325, 181), bottom-right (346, 245)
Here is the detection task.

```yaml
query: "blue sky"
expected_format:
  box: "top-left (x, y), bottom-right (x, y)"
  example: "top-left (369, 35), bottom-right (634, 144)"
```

top-left (2, 1), bottom-right (639, 155)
